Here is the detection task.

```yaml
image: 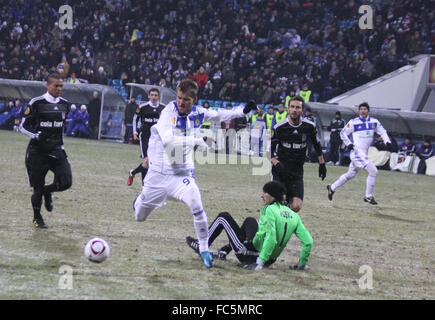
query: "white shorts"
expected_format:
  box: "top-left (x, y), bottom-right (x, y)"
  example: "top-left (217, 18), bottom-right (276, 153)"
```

top-left (348, 150), bottom-right (377, 177)
top-left (134, 169), bottom-right (201, 221)
top-left (350, 149), bottom-right (369, 170)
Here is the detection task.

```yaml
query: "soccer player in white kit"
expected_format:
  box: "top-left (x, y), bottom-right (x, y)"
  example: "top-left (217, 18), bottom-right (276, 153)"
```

top-left (327, 102), bottom-right (392, 205)
top-left (133, 79), bottom-right (258, 268)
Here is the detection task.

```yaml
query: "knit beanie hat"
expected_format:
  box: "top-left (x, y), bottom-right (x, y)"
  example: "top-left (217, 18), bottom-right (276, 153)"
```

top-left (263, 181), bottom-right (287, 203)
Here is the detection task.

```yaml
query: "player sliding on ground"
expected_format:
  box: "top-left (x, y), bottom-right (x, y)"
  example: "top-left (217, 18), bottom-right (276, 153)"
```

top-left (133, 79), bottom-right (258, 268)
top-left (327, 102), bottom-right (392, 205)
top-left (186, 181), bottom-right (313, 271)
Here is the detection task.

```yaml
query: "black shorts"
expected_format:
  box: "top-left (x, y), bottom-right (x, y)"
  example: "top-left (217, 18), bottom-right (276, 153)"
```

top-left (271, 166), bottom-right (304, 201)
top-left (25, 146), bottom-right (71, 189)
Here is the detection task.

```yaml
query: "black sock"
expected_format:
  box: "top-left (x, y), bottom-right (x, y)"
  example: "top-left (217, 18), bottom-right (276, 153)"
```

top-left (131, 163), bottom-right (144, 176)
top-left (31, 194), bottom-right (42, 220)
top-left (140, 166), bottom-right (148, 183)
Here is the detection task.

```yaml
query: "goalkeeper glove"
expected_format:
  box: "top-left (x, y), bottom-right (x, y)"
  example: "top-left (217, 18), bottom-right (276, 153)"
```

top-left (318, 163), bottom-right (326, 180)
top-left (347, 143), bottom-right (354, 151)
top-left (243, 100), bottom-right (257, 114)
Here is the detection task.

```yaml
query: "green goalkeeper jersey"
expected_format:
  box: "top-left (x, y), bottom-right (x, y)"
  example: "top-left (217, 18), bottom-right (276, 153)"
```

top-left (253, 202), bottom-right (313, 265)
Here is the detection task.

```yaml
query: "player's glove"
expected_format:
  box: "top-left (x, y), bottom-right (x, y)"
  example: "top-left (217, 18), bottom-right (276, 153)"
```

top-left (292, 263), bottom-right (310, 271)
top-left (318, 163), bottom-right (326, 180)
top-left (347, 143), bottom-right (354, 151)
top-left (243, 100), bottom-right (257, 114)
top-left (243, 257), bottom-right (264, 271)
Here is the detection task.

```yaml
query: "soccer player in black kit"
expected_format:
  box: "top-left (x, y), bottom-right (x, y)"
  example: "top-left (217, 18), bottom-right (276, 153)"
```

top-left (270, 96), bottom-right (326, 213)
top-left (19, 73), bottom-right (72, 228)
top-left (127, 88), bottom-right (165, 186)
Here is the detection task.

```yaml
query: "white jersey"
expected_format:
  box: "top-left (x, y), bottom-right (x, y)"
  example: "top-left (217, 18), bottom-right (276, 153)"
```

top-left (340, 116), bottom-right (391, 158)
top-left (148, 101), bottom-right (245, 175)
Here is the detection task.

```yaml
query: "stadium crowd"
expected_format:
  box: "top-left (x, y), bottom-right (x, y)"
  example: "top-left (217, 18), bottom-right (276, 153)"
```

top-left (0, 0), bottom-right (434, 105)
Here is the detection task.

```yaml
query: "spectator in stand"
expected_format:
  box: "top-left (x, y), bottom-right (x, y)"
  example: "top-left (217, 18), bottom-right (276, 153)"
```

top-left (0, 0), bottom-right (432, 103)
top-left (190, 66), bottom-right (208, 92)
top-left (56, 57), bottom-right (69, 79)
top-left (68, 72), bottom-right (78, 84)
top-left (299, 84), bottom-right (312, 103)
top-left (95, 66), bottom-right (108, 85)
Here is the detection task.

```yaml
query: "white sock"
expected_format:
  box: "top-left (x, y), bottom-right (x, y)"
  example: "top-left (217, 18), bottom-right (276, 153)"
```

top-left (365, 162), bottom-right (378, 198)
top-left (193, 210), bottom-right (209, 253)
top-left (366, 174), bottom-right (376, 198)
top-left (331, 173), bottom-right (348, 191)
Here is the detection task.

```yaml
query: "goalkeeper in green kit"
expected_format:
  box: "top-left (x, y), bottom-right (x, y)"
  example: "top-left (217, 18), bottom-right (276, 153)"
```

top-left (186, 181), bottom-right (313, 270)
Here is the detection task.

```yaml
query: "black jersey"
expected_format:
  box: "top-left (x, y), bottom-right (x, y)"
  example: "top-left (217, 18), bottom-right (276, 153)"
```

top-left (20, 92), bottom-right (70, 152)
top-left (271, 118), bottom-right (323, 175)
top-left (133, 102), bottom-right (165, 137)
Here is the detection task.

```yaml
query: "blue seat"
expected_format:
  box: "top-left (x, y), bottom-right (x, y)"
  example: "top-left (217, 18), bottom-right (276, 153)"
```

top-left (313, 93), bottom-right (319, 102)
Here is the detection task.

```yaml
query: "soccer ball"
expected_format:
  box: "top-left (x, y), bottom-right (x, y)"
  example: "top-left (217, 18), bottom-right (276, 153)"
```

top-left (84, 237), bottom-right (110, 263)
